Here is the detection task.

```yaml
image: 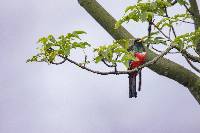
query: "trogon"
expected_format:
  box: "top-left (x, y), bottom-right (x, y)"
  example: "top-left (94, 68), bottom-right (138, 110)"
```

top-left (128, 38), bottom-right (146, 98)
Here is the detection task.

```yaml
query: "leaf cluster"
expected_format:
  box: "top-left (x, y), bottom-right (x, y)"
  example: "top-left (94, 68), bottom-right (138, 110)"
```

top-left (28, 0), bottom-right (198, 69)
top-left (144, 33), bottom-right (168, 46)
top-left (116, 0), bottom-right (199, 53)
top-left (173, 28), bottom-right (200, 49)
top-left (27, 31), bottom-right (91, 63)
top-left (156, 13), bottom-right (192, 29)
top-left (93, 39), bottom-right (135, 68)
top-left (115, 0), bottom-right (173, 29)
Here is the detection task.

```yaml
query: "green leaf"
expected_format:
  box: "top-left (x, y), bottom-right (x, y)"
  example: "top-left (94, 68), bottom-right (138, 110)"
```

top-left (177, 0), bottom-right (188, 5)
top-left (26, 55), bottom-right (38, 63)
top-left (94, 56), bottom-right (103, 63)
top-left (125, 6), bottom-right (134, 13)
top-left (48, 35), bottom-right (56, 43)
top-left (38, 37), bottom-right (48, 44)
top-left (72, 30), bottom-right (87, 35)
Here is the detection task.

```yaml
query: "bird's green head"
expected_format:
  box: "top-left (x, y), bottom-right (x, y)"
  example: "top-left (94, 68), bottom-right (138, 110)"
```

top-left (129, 38), bottom-right (145, 52)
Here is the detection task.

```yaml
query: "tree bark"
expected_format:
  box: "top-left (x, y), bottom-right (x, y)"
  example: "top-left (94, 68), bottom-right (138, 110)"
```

top-left (189, 0), bottom-right (200, 55)
top-left (189, 0), bottom-right (200, 29)
top-left (78, 0), bottom-right (200, 104)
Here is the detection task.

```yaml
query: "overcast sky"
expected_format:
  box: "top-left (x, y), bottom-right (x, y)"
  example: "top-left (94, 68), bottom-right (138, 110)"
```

top-left (0, 0), bottom-right (200, 133)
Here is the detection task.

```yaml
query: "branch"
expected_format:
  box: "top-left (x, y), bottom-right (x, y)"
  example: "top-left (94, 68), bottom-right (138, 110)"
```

top-left (51, 59), bottom-right (67, 65)
top-left (183, 4), bottom-right (194, 16)
top-left (169, 0), bottom-right (195, 17)
top-left (175, 47), bottom-right (200, 63)
top-left (189, 0), bottom-right (200, 55)
top-left (189, 0), bottom-right (200, 29)
top-left (101, 59), bottom-right (116, 67)
top-left (179, 19), bottom-right (194, 24)
top-left (152, 46), bottom-right (179, 54)
top-left (164, 7), bottom-right (177, 38)
top-left (162, 8), bottom-right (200, 63)
top-left (152, 22), bottom-right (200, 63)
top-left (143, 46), bottom-right (174, 66)
top-left (51, 46), bottom-right (173, 75)
top-left (151, 22), bottom-right (171, 40)
top-left (184, 56), bottom-right (200, 73)
top-left (78, 0), bottom-right (200, 104)
top-left (65, 57), bottom-right (128, 75)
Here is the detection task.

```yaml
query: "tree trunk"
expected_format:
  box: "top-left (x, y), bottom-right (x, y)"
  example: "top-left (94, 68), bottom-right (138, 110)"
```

top-left (78, 0), bottom-right (200, 104)
top-left (189, 0), bottom-right (200, 55)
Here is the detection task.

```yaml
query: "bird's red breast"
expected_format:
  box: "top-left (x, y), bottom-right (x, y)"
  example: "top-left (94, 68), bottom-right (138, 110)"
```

top-left (134, 52), bottom-right (146, 61)
top-left (130, 52), bottom-right (147, 70)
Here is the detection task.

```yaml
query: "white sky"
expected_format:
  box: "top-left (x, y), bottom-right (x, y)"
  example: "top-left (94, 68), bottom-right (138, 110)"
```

top-left (0, 0), bottom-right (200, 133)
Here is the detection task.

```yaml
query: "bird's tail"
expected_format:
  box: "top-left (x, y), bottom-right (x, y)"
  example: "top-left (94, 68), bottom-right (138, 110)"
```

top-left (129, 74), bottom-right (137, 98)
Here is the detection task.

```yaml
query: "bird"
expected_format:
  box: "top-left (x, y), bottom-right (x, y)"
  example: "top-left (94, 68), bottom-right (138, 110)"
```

top-left (128, 38), bottom-right (147, 98)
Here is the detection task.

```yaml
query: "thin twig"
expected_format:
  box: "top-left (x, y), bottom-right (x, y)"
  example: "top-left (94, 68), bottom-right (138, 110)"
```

top-left (152, 22), bottom-right (171, 40)
top-left (176, 47), bottom-right (200, 63)
top-left (52, 46), bottom-right (174, 75)
top-left (169, 26), bottom-right (172, 39)
top-left (51, 58), bottom-right (67, 65)
top-left (114, 55), bottom-right (119, 72)
top-left (101, 59), bottom-right (116, 67)
top-left (183, 4), bottom-right (194, 16)
top-left (179, 19), bottom-right (194, 24)
top-left (164, 7), bottom-right (177, 38)
top-left (152, 22), bottom-right (200, 63)
top-left (152, 46), bottom-right (179, 54)
top-left (171, 26), bottom-right (177, 37)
